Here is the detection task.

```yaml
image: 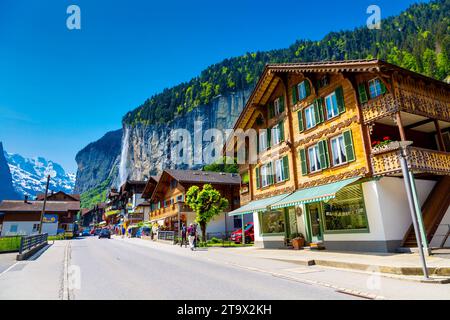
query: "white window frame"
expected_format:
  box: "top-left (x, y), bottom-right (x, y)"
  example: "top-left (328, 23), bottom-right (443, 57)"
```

top-left (308, 144), bottom-right (322, 173)
top-left (325, 91), bottom-right (339, 119)
top-left (330, 135), bottom-right (348, 166)
top-left (298, 81), bottom-right (307, 100)
top-left (274, 158), bottom-right (286, 183)
top-left (271, 124), bottom-right (281, 146)
top-left (260, 163), bottom-right (271, 188)
top-left (32, 223), bottom-right (40, 233)
top-left (368, 78), bottom-right (383, 99)
top-left (304, 104), bottom-right (316, 129)
top-left (274, 98), bottom-right (281, 116)
top-left (259, 130), bottom-right (267, 153)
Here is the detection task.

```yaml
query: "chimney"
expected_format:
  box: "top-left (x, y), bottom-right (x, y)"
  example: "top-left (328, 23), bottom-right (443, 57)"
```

top-left (24, 195), bottom-right (29, 203)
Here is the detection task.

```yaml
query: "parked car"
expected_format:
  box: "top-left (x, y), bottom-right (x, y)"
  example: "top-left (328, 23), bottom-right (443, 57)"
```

top-left (93, 228), bottom-right (102, 236)
top-left (98, 229), bottom-right (111, 239)
top-left (81, 229), bottom-right (91, 237)
top-left (230, 222), bottom-right (254, 244)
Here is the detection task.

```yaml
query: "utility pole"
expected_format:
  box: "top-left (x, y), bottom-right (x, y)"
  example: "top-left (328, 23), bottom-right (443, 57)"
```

top-left (38, 175), bottom-right (51, 234)
top-left (397, 141), bottom-right (429, 279)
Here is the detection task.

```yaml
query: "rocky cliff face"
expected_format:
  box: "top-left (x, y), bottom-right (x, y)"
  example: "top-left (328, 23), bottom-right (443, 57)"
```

top-left (74, 129), bottom-right (122, 193)
top-left (0, 142), bottom-right (20, 201)
top-left (118, 89), bottom-right (251, 185)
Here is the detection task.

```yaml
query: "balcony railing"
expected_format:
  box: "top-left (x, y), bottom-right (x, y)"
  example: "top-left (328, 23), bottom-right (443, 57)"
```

top-left (371, 146), bottom-right (450, 176)
top-left (361, 91), bottom-right (450, 124)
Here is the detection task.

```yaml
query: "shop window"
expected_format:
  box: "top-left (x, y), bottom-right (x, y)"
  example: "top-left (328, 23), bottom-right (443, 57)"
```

top-left (323, 184), bottom-right (369, 232)
top-left (260, 210), bottom-right (285, 234)
top-left (330, 134), bottom-right (347, 166)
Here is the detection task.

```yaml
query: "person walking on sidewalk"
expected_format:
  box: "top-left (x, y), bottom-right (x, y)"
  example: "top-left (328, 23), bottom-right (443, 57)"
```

top-left (187, 223), bottom-right (196, 251)
top-left (180, 223), bottom-right (187, 248)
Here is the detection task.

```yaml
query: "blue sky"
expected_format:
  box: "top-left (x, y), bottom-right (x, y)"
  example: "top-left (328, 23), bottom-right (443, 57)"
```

top-left (0, 0), bottom-right (428, 172)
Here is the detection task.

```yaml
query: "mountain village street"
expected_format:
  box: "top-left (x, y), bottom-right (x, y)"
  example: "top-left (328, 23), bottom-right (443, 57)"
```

top-left (1, 236), bottom-right (449, 300)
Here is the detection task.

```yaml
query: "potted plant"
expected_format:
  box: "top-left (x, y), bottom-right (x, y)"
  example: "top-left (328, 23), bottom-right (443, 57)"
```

top-left (371, 136), bottom-right (394, 152)
top-left (290, 233), bottom-right (305, 250)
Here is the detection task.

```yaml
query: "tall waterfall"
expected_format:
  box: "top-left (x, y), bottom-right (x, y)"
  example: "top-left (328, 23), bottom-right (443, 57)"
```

top-left (118, 126), bottom-right (130, 188)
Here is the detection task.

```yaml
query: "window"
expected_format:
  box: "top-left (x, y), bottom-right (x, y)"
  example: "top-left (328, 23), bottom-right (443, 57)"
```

top-left (330, 135), bottom-right (347, 165)
top-left (368, 78), bottom-right (383, 99)
top-left (274, 98), bottom-right (281, 116)
top-left (233, 216), bottom-right (242, 228)
top-left (298, 81), bottom-right (308, 100)
top-left (271, 124), bottom-right (282, 146)
top-left (32, 224), bottom-right (39, 232)
top-left (170, 180), bottom-right (177, 190)
top-left (9, 225), bottom-right (18, 233)
top-left (260, 163), bottom-right (273, 188)
top-left (274, 157), bottom-right (289, 183)
top-left (308, 144), bottom-right (322, 173)
top-left (176, 194), bottom-right (183, 202)
top-left (304, 104), bottom-right (316, 129)
top-left (323, 184), bottom-right (369, 232)
top-left (260, 210), bottom-right (285, 234)
top-left (325, 92), bottom-right (339, 119)
top-left (259, 130), bottom-right (267, 153)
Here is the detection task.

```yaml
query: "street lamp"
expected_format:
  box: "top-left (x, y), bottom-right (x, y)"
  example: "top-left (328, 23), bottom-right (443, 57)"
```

top-left (38, 175), bottom-right (51, 234)
top-left (392, 141), bottom-right (429, 279)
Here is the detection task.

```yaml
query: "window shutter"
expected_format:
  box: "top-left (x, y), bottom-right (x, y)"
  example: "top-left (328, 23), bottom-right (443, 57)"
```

top-left (318, 140), bottom-right (329, 169)
top-left (267, 128), bottom-right (272, 148)
top-left (297, 111), bottom-right (304, 132)
top-left (291, 85), bottom-right (298, 105)
top-left (268, 103), bottom-right (275, 119)
top-left (358, 83), bottom-right (368, 104)
top-left (268, 162), bottom-right (274, 185)
top-left (335, 86), bottom-right (345, 114)
top-left (257, 131), bottom-right (260, 153)
top-left (380, 80), bottom-right (387, 94)
top-left (279, 121), bottom-right (285, 142)
top-left (279, 96), bottom-right (285, 113)
top-left (343, 130), bottom-right (356, 162)
top-left (314, 98), bottom-right (324, 123)
top-left (304, 80), bottom-right (311, 97)
top-left (282, 156), bottom-right (290, 181)
top-left (255, 167), bottom-right (260, 189)
top-left (299, 149), bottom-right (308, 175)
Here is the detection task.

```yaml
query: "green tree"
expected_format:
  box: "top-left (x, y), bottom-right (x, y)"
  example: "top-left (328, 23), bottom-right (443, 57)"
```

top-left (185, 184), bottom-right (229, 243)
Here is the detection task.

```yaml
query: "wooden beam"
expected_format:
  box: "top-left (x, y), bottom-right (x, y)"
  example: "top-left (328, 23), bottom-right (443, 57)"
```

top-left (404, 118), bottom-right (434, 131)
top-left (434, 119), bottom-right (446, 152)
top-left (396, 112), bottom-right (407, 141)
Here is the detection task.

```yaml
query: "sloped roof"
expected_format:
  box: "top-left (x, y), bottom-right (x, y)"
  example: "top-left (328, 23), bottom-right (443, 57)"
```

top-left (35, 191), bottom-right (80, 201)
top-left (0, 200), bottom-right (80, 213)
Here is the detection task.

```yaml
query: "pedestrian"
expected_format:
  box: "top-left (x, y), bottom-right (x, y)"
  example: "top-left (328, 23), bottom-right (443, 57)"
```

top-left (180, 223), bottom-right (187, 248)
top-left (187, 223), bottom-right (196, 251)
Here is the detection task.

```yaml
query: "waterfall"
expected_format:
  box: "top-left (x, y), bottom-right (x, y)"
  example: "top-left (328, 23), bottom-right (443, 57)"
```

top-left (118, 126), bottom-right (130, 188)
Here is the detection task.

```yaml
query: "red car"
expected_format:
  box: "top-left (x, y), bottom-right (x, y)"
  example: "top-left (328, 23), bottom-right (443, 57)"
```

top-left (230, 222), bottom-right (254, 244)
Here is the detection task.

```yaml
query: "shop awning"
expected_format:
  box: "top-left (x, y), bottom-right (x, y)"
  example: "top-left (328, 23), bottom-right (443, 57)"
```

top-left (228, 193), bottom-right (291, 216)
top-left (270, 177), bottom-right (361, 210)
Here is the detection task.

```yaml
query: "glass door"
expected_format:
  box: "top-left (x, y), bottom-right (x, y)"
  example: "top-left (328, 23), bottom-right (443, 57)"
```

top-left (306, 203), bottom-right (323, 242)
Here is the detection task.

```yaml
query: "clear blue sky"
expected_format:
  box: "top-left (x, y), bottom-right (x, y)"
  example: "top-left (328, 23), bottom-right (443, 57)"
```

top-left (0, 0), bottom-right (427, 172)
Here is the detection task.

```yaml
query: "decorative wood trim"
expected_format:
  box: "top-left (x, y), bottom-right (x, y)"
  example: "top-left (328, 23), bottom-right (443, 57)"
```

top-left (297, 167), bottom-right (368, 190)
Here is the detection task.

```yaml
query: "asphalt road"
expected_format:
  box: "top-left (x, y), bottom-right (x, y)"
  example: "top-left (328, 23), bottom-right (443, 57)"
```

top-left (68, 237), bottom-right (354, 300)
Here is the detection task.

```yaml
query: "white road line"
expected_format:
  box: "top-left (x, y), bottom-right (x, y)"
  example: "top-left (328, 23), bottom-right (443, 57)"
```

top-left (0, 261), bottom-right (20, 278)
top-left (62, 241), bottom-right (71, 300)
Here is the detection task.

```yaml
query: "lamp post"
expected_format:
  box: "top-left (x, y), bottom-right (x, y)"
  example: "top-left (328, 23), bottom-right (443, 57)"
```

top-left (394, 141), bottom-right (429, 279)
top-left (38, 175), bottom-right (51, 234)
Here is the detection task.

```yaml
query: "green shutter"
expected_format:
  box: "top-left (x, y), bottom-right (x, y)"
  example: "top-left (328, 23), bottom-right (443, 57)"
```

top-left (268, 162), bottom-right (274, 185)
top-left (268, 103), bottom-right (275, 119)
top-left (299, 149), bottom-right (308, 176)
top-left (304, 80), bottom-right (311, 97)
top-left (358, 83), bottom-right (368, 104)
top-left (335, 86), bottom-right (345, 114)
top-left (314, 98), bottom-right (324, 123)
top-left (257, 131), bottom-right (260, 153)
top-left (255, 167), bottom-right (260, 189)
top-left (267, 128), bottom-right (271, 148)
top-left (282, 156), bottom-right (290, 181)
top-left (291, 85), bottom-right (298, 105)
top-left (343, 130), bottom-right (356, 162)
top-left (279, 121), bottom-right (285, 142)
top-left (279, 96), bottom-right (285, 113)
top-left (379, 80), bottom-right (387, 94)
top-left (318, 140), bottom-right (329, 169)
top-left (297, 111), bottom-right (304, 132)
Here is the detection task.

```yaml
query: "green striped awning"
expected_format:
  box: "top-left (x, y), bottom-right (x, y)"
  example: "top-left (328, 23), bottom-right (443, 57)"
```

top-left (270, 177), bottom-right (361, 210)
top-left (228, 193), bottom-right (291, 217)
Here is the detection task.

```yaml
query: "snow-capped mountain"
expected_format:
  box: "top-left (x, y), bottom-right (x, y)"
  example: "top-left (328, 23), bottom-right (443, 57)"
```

top-left (3, 151), bottom-right (75, 199)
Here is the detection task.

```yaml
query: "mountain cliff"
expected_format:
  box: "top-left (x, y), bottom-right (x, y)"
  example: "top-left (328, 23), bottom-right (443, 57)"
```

top-left (0, 142), bottom-right (20, 201)
top-left (75, 0), bottom-right (450, 203)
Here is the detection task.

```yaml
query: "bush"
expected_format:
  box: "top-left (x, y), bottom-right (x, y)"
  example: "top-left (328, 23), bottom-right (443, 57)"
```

top-left (208, 237), bottom-right (221, 244)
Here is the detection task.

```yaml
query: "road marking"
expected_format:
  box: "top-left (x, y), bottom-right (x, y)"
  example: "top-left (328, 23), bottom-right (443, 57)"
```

top-left (0, 262), bottom-right (20, 278)
top-left (62, 241), bottom-right (71, 300)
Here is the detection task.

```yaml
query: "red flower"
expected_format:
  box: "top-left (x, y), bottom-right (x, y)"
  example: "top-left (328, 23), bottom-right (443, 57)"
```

top-left (383, 136), bottom-right (390, 141)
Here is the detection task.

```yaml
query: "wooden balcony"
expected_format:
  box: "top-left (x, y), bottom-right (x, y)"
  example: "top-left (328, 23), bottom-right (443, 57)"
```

top-left (150, 202), bottom-right (193, 221)
top-left (361, 91), bottom-right (450, 124)
top-left (371, 146), bottom-right (450, 176)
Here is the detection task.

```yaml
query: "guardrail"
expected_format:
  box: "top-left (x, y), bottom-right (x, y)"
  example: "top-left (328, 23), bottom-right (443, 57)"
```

top-left (157, 231), bottom-right (175, 242)
top-left (19, 233), bottom-right (48, 254)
